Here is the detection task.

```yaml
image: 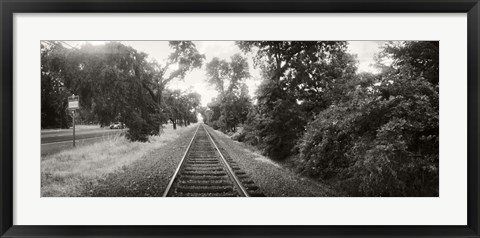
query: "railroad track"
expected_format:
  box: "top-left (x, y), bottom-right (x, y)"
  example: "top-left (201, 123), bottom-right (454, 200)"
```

top-left (163, 124), bottom-right (264, 197)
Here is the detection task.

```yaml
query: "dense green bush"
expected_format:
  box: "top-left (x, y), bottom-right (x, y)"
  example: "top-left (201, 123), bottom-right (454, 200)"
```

top-left (239, 41), bottom-right (357, 161)
top-left (124, 111), bottom-right (161, 142)
top-left (296, 41), bottom-right (439, 196)
top-left (298, 81), bottom-right (438, 195)
top-left (230, 126), bottom-right (246, 142)
top-left (243, 79), bottom-right (307, 160)
top-left (125, 118), bottom-right (151, 142)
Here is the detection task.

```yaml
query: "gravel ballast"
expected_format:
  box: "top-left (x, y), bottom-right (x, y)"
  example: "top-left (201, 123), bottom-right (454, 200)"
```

top-left (204, 125), bottom-right (337, 197)
top-left (85, 125), bottom-right (198, 197)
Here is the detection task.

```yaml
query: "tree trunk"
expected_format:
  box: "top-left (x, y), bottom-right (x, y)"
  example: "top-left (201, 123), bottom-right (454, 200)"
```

top-left (171, 118), bottom-right (176, 130)
top-left (158, 85), bottom-right (164, 135)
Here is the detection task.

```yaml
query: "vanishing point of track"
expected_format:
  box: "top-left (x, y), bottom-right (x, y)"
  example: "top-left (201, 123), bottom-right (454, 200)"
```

top-left (163, 124), bottom-right (263, 197)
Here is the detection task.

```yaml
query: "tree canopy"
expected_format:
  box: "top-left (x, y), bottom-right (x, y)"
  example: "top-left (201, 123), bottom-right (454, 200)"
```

top-left (204, 54), bottom-right (252, 132)
top-left (41, 41), bottom-right (204, 141)
top-left (234, 41), bottom-right (438, 196)
top-left (237, 41), bottom-right (357, 159)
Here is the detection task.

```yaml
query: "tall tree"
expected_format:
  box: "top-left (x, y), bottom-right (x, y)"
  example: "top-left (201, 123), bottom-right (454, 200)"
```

top-left (152, 41), bottom-right (204, 132)
top-left (205, 54), bottom-right (251, 132)
top-left (163, 89), bottom-right (201, 129)
top-left (41, 42), bottom-right (71, 128)
top-left (238, 41), bottom-right (356, 159)
top-left (40, 41), bottom-right (204, 141)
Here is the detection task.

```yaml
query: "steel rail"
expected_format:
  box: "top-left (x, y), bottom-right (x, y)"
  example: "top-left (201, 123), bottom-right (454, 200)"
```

top-left (162, 124), bottom-right (201, 197)
top-left (202, 124), bottom-right (250, 197)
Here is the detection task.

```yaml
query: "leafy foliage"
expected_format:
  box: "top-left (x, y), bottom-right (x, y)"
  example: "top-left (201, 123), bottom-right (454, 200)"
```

top-left (41, 43), bottom-right (72, 128)
top-left (204, 54), bottom-right (252, 132)
top-left (237, 41), bottom-right (438, 196)
top-left (238, 41), bottom-right (357, 160)
top-left (163, 89), bottom-right (201, 129)
top-left (41, 41), bottom-right (203, 141)
top-left (296, 41), bottom-right (439, 196)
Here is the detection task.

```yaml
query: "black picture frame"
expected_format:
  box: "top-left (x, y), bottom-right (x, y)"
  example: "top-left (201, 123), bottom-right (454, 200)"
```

top-left (1, 0), bottom-right (479, 237)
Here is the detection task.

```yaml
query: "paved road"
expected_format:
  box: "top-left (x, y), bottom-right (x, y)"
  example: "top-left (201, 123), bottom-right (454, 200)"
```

top-left (41, 127), bottom-right (125, 156)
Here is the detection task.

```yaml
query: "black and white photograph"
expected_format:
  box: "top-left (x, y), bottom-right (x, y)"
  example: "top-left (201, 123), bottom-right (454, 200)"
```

top-left (41, 40), bottom-right (439, 197)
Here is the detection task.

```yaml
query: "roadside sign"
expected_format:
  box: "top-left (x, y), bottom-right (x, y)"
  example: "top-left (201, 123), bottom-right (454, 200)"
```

top-left (68, 94), bottom-right (79, 147)
top-left (68, 94), bottom-right (79, 110)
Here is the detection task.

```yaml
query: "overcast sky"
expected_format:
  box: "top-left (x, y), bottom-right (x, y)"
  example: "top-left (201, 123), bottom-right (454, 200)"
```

top-left (68, 41), bottom-right (386, 106)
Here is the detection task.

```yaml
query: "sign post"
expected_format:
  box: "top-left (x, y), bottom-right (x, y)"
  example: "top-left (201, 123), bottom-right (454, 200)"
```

top-left (72, 110), bottom-right (76, 147)
top-left (68, 94), bottom-right (80, 147)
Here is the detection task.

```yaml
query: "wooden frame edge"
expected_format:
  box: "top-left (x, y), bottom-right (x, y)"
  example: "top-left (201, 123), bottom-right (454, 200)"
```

top-left (1, 1), bottom-right (478, 237)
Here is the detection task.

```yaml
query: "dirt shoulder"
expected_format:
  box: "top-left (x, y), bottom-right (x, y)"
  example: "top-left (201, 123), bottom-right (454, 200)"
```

top-left (42, 124), bottom-right (198, 197)
top-left (86, 125), bottom-right (198, 197)
top-left (205, 125), bottom-right (337, 197)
